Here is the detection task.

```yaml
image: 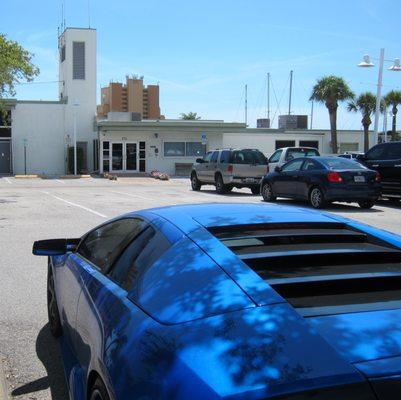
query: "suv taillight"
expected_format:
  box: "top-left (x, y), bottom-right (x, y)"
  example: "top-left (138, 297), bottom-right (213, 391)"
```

top-left (327, 171), bottom-right (343, 183)
top-left (227, 165), bottom-right (233, 173)
top-left (375, 171), bottom-right (381, 182)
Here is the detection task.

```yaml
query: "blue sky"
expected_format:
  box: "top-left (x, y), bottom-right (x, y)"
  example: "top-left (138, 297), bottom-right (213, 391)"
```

top-left (3, 0), bottom-right (401, 129)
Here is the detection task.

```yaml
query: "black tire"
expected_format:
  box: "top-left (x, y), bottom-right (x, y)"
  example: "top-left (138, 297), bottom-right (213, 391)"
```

top-left (309, 187), bottom-right (325, 209)
top-left (190, 172), bottom-right (201, 191)
top-left (250, 186), bottom-right (260, 195)
top-left (388, 198), bottom-right (401, 204)
top-left (358, 200), bottom-right (375, 209)
top-left (215, 174), bottom-right (228, 194)
top-left (47, 262), bottom-right (62, 338)
top-left (89, 378), bottom-right (110, 400)
top-left (261, 182), bottom-right (276, 202)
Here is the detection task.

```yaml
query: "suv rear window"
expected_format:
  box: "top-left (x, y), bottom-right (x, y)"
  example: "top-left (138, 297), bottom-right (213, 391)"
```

top-left (286, 148), bottom-right (319, 161)
top-left (232, 150), bottom-right (267, 165)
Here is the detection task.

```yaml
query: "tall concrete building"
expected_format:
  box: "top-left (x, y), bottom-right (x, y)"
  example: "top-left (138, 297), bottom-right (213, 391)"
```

top-left (97, 76), bottom-right (162, 120)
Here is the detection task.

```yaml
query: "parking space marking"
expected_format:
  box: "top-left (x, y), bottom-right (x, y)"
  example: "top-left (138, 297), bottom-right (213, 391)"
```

top-left (3, 177), bottom-right (12, 185)
top-left (109, 190), bottom-right (156, 201)
top-left (55, 179), bottom-right (66, 184)
top-left (41, 191), bottom-right (107, 218)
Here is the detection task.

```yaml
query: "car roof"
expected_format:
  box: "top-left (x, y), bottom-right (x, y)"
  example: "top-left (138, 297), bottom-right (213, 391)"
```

top-left (136, 203), bottom-right (339, 234)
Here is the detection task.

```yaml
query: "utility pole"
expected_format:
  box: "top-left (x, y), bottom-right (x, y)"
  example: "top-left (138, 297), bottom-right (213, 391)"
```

top-left (288, 70), bottom-right (293, 115)
top-left (245, 84), bottom-right (248, 126)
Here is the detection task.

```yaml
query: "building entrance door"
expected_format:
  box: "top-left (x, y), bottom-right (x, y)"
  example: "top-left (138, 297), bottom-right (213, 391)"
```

top-left (110, 142), bottom-right (138, 172)
top-left (111, 143), bottom-right (123, 171)
top-left (126, 143), bottom-right (137, 171)
top-left (0, 141), bottom-right (11, 174)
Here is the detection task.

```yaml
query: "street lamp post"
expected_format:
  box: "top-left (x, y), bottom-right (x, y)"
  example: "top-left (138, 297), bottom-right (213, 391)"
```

top-left (73, 99), bottom-right (80, 175)
top-left (358, 50), bottom-right (401, 145)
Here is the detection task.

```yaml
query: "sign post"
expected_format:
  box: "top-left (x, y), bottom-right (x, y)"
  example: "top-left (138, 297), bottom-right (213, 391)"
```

top-left (22, 138), bottom-right (28, 175)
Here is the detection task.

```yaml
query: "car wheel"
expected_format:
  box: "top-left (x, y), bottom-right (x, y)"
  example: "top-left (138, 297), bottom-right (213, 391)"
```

top-left (358, 200), bottom-right (375, 209)
top-left (190, 173), bottom-right (201, 191)
top-left (90, 378), bottom-right (110, 400)
top-left (47, 262), bottom-right (62, 338)
top-left (261, 183), bottom-right (276, 202)
top-left (250, 186), bottom-right (260, 195)
top-left (309, 187), bottom-right (325, 209)
top-left (215, 174), bottom-right (227, 194)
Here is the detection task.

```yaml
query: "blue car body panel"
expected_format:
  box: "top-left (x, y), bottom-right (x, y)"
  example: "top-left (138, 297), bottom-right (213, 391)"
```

top-left (44, 203), bottom-right (401, 399)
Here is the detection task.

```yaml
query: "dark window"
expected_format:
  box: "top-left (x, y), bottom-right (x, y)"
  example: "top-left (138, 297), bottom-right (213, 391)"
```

top-left (60, 45), bottom-right (66, 62)
top-left (299, 141), bottom-right (319, 149)
top-left (0, 111), bottom-right (11, 126)
top-left (186, 142), bottom-right (206, 157)
top-left (251, 150), bottom-right (268, 164)
top-left (220, 150), bottom-right (231, 163)
top-left (366, 144), bottom-right (386, 160)
top-left (286, 148), bottom-right (319, 161)
top-left (73, 42), bottom-right (85, 79)
top-left (164, 142), bottom-right (185, 156)
top-left (139, 141), bottom-right (146, 150)
top-left (108, 225), bottom-right (171, 293)
top-left (0, 128), bottom-right (11, 138)
top-left (139, 159), bottom-right (146, 172)
top-left (78, 218), bottom-right (146, 273)
top-left (276, 140), bottom-right (295, 150)
top-left (269, 149), bottom-right (282, 163)
top-left (384, 143), bottom-right (401, 160)
top-left (211, 151), bottom-right (219, 162)
top-left (282, 159), bottom-right (304, 172)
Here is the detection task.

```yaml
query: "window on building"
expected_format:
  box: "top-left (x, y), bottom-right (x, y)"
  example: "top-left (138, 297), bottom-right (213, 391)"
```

top-left (73, 42), bottom-right (85, 79)
top-left (78, 218), bottom-right (146, 273)
top-left (299, 140), bottom-right (319, 149)
top-left (60, 45), bottom-right (66, 62)
top-left (164, 142), bottom-right (185, 157)
top-left (139, 141), bottom-right (146, 172)
top-left (275, 140), bottom-right (295, 150)
top-left (107, 225), bottom-right (171, 293)
top-left (339, 143), bottom-right (359, 153)
top-left (102, 141), bottom-right (110, 172)
top-left (186, 142), bottom-right (206, 157)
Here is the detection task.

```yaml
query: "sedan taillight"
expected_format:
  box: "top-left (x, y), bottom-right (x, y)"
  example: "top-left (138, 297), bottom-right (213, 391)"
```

top-left (327, 171), bottom-right (343, 183)
top-left (375, 171), bottom-right (381, 182)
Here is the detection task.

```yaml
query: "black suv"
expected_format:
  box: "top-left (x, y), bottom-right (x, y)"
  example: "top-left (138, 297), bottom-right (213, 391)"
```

top-left (357, 141), bottom-right (401, 200)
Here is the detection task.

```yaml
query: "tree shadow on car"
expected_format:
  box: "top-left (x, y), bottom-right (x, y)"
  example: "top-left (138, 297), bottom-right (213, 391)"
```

top-left (11, 323), bottom-right (68, 400)
top-left (272, 199), bottom-right (383, 213)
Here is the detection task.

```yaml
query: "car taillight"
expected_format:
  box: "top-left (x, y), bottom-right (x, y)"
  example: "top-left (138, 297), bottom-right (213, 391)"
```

top-left (327, 171), bottom-right (343, 183)
top-left (375, 171), bottom-right (381, 182)
top-left (227, 165), bottom-right (233, 173)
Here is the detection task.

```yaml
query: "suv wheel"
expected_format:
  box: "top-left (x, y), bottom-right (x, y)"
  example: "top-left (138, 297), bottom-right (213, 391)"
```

top-left (215, 174), bottom-right (228, 194)
top-left (309, 187), bottom-right (325, 209)
top-left (358, 200), bottom-right (375, 209)
top-left (191, 173), bottom-right (201, 191)
top-left (250, 186), bottom-right (260, 195)
top-left (261, 183), bottom-right (276, 202)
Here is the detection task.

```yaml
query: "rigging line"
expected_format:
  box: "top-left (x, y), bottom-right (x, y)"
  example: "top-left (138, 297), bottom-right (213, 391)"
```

top-left (16, 80), bottom-right (62, 85)
top-left (271, 74), bottom-right (290, 125)
top-left (234, 87), bottom-right (245, 122)
top-left (254, 77), bottom-right (266, 120)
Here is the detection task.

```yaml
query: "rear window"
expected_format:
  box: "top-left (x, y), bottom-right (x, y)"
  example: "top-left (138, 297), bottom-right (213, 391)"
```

top-left (286, 148), bottom-right (319, 161)
top-left (232, 150), bottom-right (267, 165)
top-left (321, 157), bottom-right (366, 170)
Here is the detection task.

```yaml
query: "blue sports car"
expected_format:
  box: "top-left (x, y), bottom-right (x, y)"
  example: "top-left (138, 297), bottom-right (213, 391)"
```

top-left (33, 203), bottom-right (401, 400)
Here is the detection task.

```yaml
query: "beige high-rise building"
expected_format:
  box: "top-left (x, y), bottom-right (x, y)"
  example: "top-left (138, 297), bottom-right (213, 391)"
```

top-left (97, 76), bottom-right (162, 119)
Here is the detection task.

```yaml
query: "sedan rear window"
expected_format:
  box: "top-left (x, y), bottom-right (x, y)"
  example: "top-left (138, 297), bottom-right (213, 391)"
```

top-left (321, 158), bottom-right (366, 170)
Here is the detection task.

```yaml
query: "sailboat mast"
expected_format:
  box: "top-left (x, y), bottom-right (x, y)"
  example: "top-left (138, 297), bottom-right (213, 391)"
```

top-left (288, 70), bottom-right (293, 115)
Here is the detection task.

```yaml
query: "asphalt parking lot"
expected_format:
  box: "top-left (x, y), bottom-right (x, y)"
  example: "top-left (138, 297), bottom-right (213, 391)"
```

top-left (0, 175), bottom-right (401, 400)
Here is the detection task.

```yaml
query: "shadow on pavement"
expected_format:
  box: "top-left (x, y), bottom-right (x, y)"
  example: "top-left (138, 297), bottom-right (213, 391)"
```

top-left (11, 324), bottom-right (68, 400)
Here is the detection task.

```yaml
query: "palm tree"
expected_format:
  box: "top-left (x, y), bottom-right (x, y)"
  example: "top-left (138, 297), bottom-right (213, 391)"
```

top-left (384, 90), bottom-right (401, 136)
top-left (180, 112), bottom-right (201, 120)
top-left (347, 92), bottom-right (376, 152)
top-left (310, 76), bottom-right (354, 153)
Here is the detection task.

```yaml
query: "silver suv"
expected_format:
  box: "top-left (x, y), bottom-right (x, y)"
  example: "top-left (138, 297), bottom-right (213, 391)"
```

top-left (190, 148), bottom-right (268, 194)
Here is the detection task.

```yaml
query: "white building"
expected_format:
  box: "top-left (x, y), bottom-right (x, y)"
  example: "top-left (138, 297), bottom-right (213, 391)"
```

top-left (2, 28), bottom-right (97, 175)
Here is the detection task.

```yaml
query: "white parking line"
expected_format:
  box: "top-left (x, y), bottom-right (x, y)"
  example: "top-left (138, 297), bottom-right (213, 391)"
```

top-left (55, 179), bottom-right (66, 184)
top-left (41, 191), bottom-right (107, 218)
top-left (110, 190), bottom-right (155, 201)
top-left (4, 177), bottom-right (12, 184)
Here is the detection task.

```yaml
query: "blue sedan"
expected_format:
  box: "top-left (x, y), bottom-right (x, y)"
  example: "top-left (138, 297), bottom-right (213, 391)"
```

top-left (33, 203), bottom-right (401, 400)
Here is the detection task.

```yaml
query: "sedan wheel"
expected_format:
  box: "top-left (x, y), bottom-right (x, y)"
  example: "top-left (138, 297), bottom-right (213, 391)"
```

top-left (47, 266), bottom-right (62, 337)
top-left (309, 187), bottom-right (325, 209)
top-left (262, 183), bottom-right (276, 202)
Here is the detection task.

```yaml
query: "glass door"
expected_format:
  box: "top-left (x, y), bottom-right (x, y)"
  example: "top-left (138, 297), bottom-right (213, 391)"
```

top-left (126, 143), bottom-right (137, 171)
top-left (111, 143), bottom-right (123, 171)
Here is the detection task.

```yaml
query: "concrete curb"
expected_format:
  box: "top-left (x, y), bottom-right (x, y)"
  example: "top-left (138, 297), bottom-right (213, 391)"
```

top-left (14, 175), bottom-right (39, 179)
top-left (58, 174), bottom-right (91, 179)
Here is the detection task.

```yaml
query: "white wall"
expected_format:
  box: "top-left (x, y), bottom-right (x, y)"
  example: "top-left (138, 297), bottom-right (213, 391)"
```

top-left (12, 103), bottom-right (66, 174)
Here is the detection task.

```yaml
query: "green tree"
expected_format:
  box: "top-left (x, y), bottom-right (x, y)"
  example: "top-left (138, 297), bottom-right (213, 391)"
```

top-left (347, 92), bottom-right (376, 152)
top-left (180, 112), bottom-right (201, 120)
top-left (384, 90), bottom-right (401, 136)
top-left (0, 33), bottom-right (39, 115)
top-left (310, 76), bottom-right (354, 153)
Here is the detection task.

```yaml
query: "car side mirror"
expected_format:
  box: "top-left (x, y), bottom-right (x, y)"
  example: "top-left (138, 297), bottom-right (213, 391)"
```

top-left (196, 158), bottom-right (204, 163)
top-left (32, 238), bottom-right (80, 256)
top-left (275, 166), bottom-right (282, 173)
